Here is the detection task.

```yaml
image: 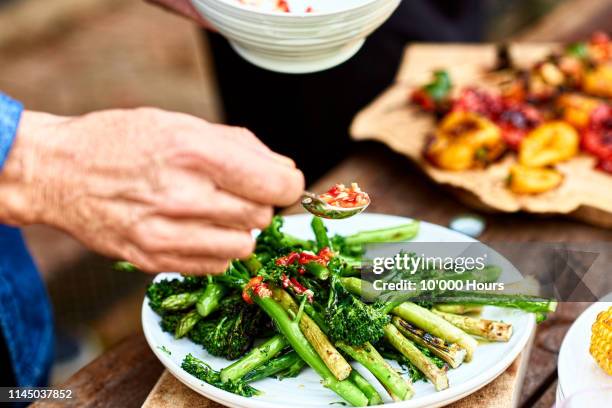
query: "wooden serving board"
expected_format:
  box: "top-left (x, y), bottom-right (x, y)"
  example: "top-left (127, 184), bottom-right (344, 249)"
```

top-left (350, 43), bottom-right (612, 228)
top-left (143, 335), bottom-right (533, 408)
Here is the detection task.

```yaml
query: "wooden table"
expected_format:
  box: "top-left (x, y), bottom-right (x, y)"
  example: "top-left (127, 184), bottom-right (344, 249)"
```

top-left (32, 144), bottom-right (609, 408)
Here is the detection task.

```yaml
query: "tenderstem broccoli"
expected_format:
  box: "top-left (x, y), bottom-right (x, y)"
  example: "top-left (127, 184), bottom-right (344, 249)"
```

top-left (251, 289), bottom-right (369, 407)
top-left (336, 341), bottom-right (414, 401)
top-left (220, 335), bottom-right (288, 383)
top-left (242, 351), bottom-right (304, 383)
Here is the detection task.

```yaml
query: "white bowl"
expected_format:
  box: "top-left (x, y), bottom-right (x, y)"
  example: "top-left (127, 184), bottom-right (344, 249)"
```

top-left (191, 0), bottom-right (401, 73)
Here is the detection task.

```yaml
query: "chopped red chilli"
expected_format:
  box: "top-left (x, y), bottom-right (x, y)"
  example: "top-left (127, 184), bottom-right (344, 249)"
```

top-left (242, 276), bottom-right (271, 304)
top-left (281, 274), bottom-right (314, 302)
top-left (318, 183), bottom-right (370, 208)
top-left (276, 247), bottom-right (334, 268)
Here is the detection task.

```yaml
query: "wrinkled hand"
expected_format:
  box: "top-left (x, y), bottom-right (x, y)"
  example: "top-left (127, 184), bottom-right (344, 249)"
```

top-left (146, 0), bottom-right (214, 29)
top-left (0, 108), bottom-right (304, 274)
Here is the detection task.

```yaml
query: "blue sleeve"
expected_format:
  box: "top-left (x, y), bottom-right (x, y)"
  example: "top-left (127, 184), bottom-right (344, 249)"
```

top-left (0, 93), bottom-right (54, 386)
top-left (0, 92), bottom-right (24, 170)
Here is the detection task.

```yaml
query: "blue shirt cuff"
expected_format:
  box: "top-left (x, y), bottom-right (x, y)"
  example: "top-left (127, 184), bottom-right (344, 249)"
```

top-left (0, 93), bottom-right (24, 171)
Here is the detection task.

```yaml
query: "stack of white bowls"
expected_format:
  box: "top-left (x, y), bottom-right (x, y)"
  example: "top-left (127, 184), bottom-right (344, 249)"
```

top-left (190, 0), bottom-right (401, 73)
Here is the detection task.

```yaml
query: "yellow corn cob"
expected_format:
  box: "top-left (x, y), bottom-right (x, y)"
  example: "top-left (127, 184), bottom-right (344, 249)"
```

top-left (590, 306), bottom-right (612, 375)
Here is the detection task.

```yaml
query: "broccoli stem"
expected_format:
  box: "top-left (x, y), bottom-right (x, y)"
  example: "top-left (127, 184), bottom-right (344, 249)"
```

top-left (343, 222), bottom-right (420, 246)
top-left (252, 294), bottom-right (368, 407)
top-left (392, 303), bottom-right (478, 362)
top-left (340, 277), bottom-right (376, 302)
top-left (348, 369), bottom-right (383, 406)
top-left (392, 316), bottom-right (466, 369)
top-left (242, 255), bottom-right (263, 275)
top-left (311, 216), bottom-right (332, 250)
top-left (279, 355), bottom-right (307, 379)
top-left (175, 310), bottom-right (201, 339)
top-left (273, 288), bottom-right (352, 381)
top-left (220, 335), bottom-right (288, 383)
top-left (383, 324), bottom-right (449, 391)
top-left (196, 281), bottom-right (226, 317)
top-left (432, 310), bottom-right (513, 342)
top-left (303, 262), bottom-right (330, 280)
top-left (336, 341), bottom-right (414, 401)
top-left (433, 304), bottom-right (483, 315)
top-left (161, 290), bottom-right (203, 311)
top-left (243, 351), bottom-right (302, 383)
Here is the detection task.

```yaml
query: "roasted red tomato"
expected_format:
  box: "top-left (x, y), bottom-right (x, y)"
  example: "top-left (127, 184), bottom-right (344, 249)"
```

top-left (496, 103), bottom-right (543, 149)
top-left (451, 88), bottom-right (503, 119)
top-left (582, 104), bottom-right (612, 172)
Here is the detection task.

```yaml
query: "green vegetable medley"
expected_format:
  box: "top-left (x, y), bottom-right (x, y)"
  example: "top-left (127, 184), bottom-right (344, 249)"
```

top-left (135, 216), bottom-right (556, 406)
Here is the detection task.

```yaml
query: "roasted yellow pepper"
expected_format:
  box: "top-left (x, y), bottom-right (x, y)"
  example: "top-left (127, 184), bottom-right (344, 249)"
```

top-left (557, 93), bottom-right (602, 129)
top-left (590, 306), bottom-right (612, 376)
top-left (508, 164), bottom-right (563, 194)
top-left (583, 64), bottom-right (612, 98)
top-left (427, 111), bottom-right (504, 171)
top-left (519, 121), bottom-right (579, 167)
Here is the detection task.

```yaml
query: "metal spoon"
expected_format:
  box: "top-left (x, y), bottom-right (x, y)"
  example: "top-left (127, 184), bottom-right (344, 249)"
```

top-left (301, 191), bottom-right (370, 220)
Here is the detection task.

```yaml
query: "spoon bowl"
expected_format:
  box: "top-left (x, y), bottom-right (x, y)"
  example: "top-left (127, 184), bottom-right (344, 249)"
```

top-left (301, 191), bottom-right (369, 219)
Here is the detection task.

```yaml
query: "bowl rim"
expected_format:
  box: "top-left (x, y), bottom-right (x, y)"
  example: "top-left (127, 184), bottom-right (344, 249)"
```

top-left (192, 0), bottom-right (386, 18)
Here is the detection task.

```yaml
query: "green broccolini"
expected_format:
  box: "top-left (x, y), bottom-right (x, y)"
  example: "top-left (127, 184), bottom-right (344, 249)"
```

top-left (181, 354), bottom-right (260, 397)
top-left (255, 215), bottom-right (314, 256)
top-left (188, 295), bottom-right (266, 360)
top-left (145, 276), bottom-right (206, 313)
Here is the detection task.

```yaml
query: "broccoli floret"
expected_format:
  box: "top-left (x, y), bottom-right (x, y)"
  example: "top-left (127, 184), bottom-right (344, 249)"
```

top-left (181, 354), bottom-right (260, 397)
top-left (325, 273), bottom-right (389, 346)
top-left (189, 296), bottom-right (265, 360)
top-left (160, 313), bottom-right (183, 334)
top-left (146, 276), bottom-right (206, 313)
top-left (256, 216), bottom-right (313, 255)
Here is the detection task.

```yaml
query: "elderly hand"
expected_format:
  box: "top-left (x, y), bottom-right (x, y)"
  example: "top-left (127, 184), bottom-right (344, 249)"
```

top-left (0, 108), bottom-right (304, 274)
top-left (146, 0), bottom-right (214, 29)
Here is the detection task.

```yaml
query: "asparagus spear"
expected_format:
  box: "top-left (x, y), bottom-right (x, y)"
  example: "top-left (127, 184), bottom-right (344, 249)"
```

top-left (336, 341), bottom-right (414, 401)
top-left (175, 280), bottom-right (227, 339)
top-left (273, 288), bottom-right (352, 381)
top-left (343, 222), bottom-right (420, 246)
top-left (161, 290), bottom-right (203, 311)
top-left (220, 335), bottom-right (288, 382)
top-left (175, 310), bottom-right (200, 339)
top-left (439, 291), bottom-right (557, 318)
top-left (392, 302), bottom-right (478, 361)
top-left (383, 324), bottom-right (449, 391)
top-left (196, 279), bottom-right (226, 317)
top-left (433, 304), bottom-right (483, 315)
top-left (392, 316), bottom-right (466, 368)
top-left (432, 310), bottom-right (513, 342)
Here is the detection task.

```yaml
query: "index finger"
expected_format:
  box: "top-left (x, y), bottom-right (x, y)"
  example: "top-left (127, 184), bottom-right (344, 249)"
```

top-left (183, 139), bottom-right (305, 206)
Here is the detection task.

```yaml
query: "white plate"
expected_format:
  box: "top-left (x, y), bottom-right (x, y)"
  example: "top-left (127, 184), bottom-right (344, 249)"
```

top-left (142, 213), bottom-right (536, 408)
top-left (557, 296), bottom-right (612, 404)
